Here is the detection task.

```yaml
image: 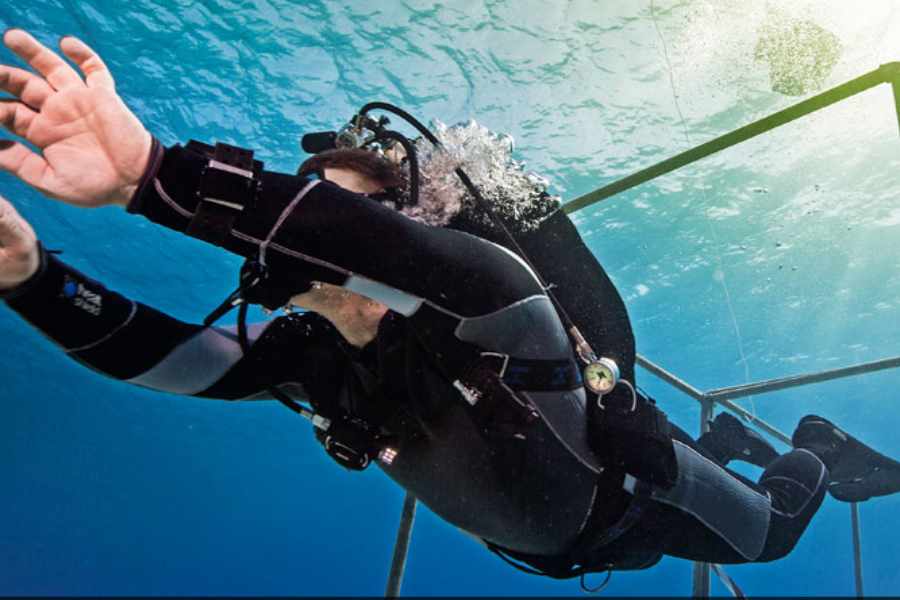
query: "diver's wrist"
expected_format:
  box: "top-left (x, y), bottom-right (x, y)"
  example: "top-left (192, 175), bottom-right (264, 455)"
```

top-left (0, 242), bottom-right (49, 300)
top-left (124, 136), bottom-right (164, 212)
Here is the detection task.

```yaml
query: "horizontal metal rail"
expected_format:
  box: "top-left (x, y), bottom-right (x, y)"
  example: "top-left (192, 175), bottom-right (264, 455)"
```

top-left (704, 355), bottom-right (900, 401)
top-left (562, 62), bottom-right (900, 214)
top-left (715, 397), bottom-right (792, 447)
top-left (638, 354), bottom-right (900, 446)
top-left (636, 354), bottom-right (705, 400)
top-left (635, 355), bottom-right (799, 443)
top-left (636, 354), bottom-right (793, 445)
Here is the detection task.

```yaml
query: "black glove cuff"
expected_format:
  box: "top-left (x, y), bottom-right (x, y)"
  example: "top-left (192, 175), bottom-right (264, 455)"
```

top-left (126, 136), bottom-right (166, 215)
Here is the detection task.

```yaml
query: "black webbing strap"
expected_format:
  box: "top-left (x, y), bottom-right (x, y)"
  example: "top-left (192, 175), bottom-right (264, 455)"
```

top-left (572, 477), bottom-right (652, 559)
top-left (186, 141), bottom-right (261, 245)
top-left (485, 477), bottom-right (656, 580)
top-left (588, 389), bottom-right (679, 489)
top-left (478, 352), bottom-right (582, 392)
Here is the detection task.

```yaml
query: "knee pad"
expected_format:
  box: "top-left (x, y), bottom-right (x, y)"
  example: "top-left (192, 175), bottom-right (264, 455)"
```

top-left (759, 449), bottom-right (828, 518)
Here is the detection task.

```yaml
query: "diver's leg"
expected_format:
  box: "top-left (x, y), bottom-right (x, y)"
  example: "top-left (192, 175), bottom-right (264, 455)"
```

top-left (608, 429), bottom-right (827, 564)
top-left (684, 427), bottom-right (826, 562)
top-left (651, 414), bottom-right (900, 562)
top-left (753, 448), bottom-right (829, 560)
top-left (601, 415), bottom-right (900, 564)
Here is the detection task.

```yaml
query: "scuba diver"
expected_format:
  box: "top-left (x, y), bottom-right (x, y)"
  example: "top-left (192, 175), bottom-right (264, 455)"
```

top-left (3, 29), bottom-right (900, 584)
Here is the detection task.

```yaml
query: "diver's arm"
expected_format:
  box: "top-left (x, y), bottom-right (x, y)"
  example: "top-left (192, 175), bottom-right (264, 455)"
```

top-left (0, 19), bottom-right (540, 404)
top-left (0, 30), bottom-right (542, 317)
top-left (2, 247), bottom-right (321, 401)
top-left (128, 142), bottom-right (545, 320)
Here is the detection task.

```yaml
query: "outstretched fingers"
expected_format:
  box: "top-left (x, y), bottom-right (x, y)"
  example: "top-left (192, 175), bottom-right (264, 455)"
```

top-left (59, 36), bottom-right (114, 89)
top-left (0, 99), bottom-right (39, 138)
top-left (0, 66), bottom-right (54, 109)
top-left (3, 29), bottom-right (84, 91)
top-left (0, 140), bottom-right (53, 195)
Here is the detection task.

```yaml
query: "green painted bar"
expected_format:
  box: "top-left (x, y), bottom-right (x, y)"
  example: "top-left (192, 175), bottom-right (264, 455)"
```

top-left (563, 64), bottom-right (897, 214)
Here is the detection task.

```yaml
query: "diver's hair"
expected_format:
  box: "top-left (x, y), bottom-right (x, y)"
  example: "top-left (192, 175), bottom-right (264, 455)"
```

top-left (298, 148), bottom-right (404, 189)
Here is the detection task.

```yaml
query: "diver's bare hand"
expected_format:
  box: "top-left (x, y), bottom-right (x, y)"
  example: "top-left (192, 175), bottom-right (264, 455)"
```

top-left (0, 30), bottom-right (151, 208)
top-left (0, 194), bottom-right (39, 290)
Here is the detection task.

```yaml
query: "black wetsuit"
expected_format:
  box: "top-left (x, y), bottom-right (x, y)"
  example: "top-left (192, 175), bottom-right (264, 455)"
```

top-left (2, 140), bottom-right (828, 571)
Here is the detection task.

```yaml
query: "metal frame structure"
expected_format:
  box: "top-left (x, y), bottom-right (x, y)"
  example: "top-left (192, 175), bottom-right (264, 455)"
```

top-left (383, 62), bottom-right (900, 598)
top-left (637, 353), bottom-right (900, 598)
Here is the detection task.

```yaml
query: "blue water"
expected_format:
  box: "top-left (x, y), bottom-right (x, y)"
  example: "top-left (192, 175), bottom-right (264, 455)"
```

top-left (2, 0), bottom-right (899, 595)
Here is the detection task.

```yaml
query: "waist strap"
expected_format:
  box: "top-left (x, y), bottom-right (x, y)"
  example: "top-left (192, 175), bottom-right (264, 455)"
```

top-left (480, 352), bottom-right (582, 392)
top-left (484, 475), bottom-right (658, 579)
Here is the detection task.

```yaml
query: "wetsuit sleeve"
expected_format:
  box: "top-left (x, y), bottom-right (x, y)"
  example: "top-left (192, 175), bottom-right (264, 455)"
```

top-left (1, 249), bottom-right (321, 401)
top-left (127, 141), bottom-right (546, 320)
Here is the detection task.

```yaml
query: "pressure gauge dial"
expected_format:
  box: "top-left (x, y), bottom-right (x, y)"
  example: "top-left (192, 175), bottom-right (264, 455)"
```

top-left (583, 357), bottom-right (620, 396)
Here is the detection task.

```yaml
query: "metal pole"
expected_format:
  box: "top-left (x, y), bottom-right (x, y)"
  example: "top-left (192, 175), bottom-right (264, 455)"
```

top-left (714, 398), bottom-right (792, 446)
top-left (637, 354), bottom-right (793, 446)
top-left (562, 62), bottom-right (900, 214)
top-left (851, 502), bottom-right (865, 598)
top-left (639, 353), bottom-right (900, 447)
top-left (692, 399), bottom-right (714, 598)
top-left (704, 355), bottom-right (900, 402)
top-left (711, 563), bottom-right (746, 598)
top-left (385, 493), bottom-right (417, 598)
top-left (636, 354), bottom-right (706, 401)
top-left (692, 561), bottom-right (711, 598)
top-left (892, 75), bottom-right (900, 135)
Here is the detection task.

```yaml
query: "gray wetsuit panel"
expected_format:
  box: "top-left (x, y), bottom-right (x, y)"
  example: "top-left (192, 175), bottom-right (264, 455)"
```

top-left (127, 322), bottom-right (271, 394)
top-left (455, 295), bottom-right (572, 359)
top-left (649, 440), bottom-right (772, 560)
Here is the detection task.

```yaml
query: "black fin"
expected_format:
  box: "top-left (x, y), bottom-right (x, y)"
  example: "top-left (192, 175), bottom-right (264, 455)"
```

top-left (793, 415), bottom-right (900, 503)
top-left (698, 412), bottom-right (779, 468)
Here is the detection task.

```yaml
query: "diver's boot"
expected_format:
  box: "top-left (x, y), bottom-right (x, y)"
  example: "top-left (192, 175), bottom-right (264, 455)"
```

top-left (792, 415), bottom-right (900, 502)
top-left (697, 412), bottom-right (779, 468)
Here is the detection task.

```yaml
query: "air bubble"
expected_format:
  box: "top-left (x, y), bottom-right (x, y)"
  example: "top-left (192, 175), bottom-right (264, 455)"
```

top-left (396, 120), bottom-right (560, 232)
